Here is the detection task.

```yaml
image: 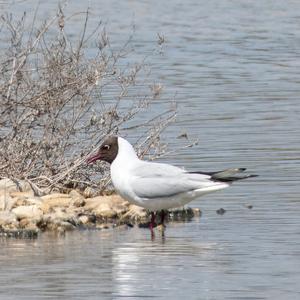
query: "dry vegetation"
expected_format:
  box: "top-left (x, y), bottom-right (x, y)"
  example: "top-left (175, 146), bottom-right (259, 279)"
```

top-left (0, 7), bottom-right (176, 195)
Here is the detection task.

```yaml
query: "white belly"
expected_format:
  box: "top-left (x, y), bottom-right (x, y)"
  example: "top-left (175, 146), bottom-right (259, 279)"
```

top-left (111, 161), bottom-right (229, 211)
top-left (125, 184), bottom-right (228, 211)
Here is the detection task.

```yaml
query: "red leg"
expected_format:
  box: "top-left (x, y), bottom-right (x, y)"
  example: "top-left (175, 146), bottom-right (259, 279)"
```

top-left (150, 212), bottom-right (156, 239)
top-left (150, 211), bottom-right (156, 230)
top-left (160, 210), bottom-right (165, 225)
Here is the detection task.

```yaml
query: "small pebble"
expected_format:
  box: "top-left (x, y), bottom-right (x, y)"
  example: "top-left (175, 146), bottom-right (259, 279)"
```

top-left (138, 222), bottom-right (154, 228)
top-left (157, 224), bottom-right (166, 231)
top-left (177, 133), bottom-right (188, 139)
top-left (216, 208), bottom-right (226, 215)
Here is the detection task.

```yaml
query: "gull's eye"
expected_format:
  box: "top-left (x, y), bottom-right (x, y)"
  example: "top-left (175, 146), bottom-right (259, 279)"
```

top-left (103, 144), bottom-right (110, 150)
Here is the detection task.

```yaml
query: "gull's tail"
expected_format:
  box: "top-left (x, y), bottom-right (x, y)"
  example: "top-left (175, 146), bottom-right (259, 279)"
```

top-left (191, 168), bottom-right (258, 182)
top-left (210, 168), bottom-right (258, 182)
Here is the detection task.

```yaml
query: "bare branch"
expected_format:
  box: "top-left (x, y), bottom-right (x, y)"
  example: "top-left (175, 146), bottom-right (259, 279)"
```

top-left (0, 7), bottom-right (177, 194)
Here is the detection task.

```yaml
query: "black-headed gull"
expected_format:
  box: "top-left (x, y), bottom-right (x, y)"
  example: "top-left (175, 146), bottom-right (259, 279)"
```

top-left (87, 136), bottom-right (257, 229)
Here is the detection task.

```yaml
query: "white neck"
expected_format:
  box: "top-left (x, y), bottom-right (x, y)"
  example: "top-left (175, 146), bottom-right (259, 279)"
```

top-left (115, 137), bottom-right (139, 164)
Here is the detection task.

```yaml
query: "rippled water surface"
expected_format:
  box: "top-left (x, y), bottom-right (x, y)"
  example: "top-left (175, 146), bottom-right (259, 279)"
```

top-left (1, 0), bottom-right (300, 299)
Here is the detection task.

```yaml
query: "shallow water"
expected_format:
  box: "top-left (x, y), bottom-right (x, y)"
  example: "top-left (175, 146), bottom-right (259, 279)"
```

top-left (1, 0), bottom-right (300, 299)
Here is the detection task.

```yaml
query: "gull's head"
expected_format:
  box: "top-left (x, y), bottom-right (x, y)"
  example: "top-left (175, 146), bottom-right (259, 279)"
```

top-left (86, 136), bottom-right (118, 164)
top-left (86, 136), bottom-right (137, 165)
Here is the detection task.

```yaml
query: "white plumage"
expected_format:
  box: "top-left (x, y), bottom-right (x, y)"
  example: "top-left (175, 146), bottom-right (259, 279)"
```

top-left (110, 137), bottom-right (229, 210)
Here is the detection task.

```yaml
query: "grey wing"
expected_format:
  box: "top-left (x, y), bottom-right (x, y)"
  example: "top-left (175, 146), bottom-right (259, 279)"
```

top-left (130, 161), bottom-right (213, 199)
top-left (130, 161), bottom-right (187, 178)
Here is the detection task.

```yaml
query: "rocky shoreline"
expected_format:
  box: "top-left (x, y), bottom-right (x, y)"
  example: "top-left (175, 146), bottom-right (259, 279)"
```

top-left (0, 178), bottom-right (200, 238)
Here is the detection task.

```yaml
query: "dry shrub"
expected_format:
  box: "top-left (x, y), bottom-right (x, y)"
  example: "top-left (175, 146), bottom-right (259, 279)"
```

top-left (0, 7), bottom-right (176, 194)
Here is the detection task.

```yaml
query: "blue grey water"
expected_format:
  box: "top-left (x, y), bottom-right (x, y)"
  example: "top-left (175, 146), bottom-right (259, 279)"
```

top-left (1, 0), bottom-right (300, 299)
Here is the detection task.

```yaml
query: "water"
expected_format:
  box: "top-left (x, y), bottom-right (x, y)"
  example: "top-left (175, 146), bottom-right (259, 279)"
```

top-left (1, 0), bottom-right (300, 299)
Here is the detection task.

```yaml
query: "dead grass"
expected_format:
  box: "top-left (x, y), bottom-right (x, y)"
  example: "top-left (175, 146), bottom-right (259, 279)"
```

top-left (0, 7), bottom-right (176, 194)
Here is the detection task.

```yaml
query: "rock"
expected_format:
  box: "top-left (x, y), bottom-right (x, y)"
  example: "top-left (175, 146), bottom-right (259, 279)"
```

top-left (8, 191), bottom-right (41, 210)
top-left (192, 208), bottom-right (202, 216)
top-left (40, 196), bottom-right (72, 213)
top-left (66, 205), bottom-right (83, 218)
top-left (69, 189), bottom-right (84, 199)
top-left (51, 220), bottom-right (75, 232)
top-left (0, 178), bottom-right (18, 193)
top-left (19, 218), bottom-right (30, 228)
top-left (24, 197), bottom-right (42, 206)
top-left (11, 197), bottom-right (42, 209)
top-left (0, 193), bottom-right (15, 211)
top-left (117, 223), bottom-right (134, 230)
top-left (84, 197), bottom-right (102, 210)
top-left (122, 204), bottom-right (147, 222)
top-left (69, 190), bottom-right (85, 207)
top-left (169, 207), bottom-right (195, 221)
top-left (58, 221), bottom-right (75, 231)
top-left (41, 193), bottom-right (70, 200)
top-left (85, 194), bottom-right (128, 209)
top-left (0, 194), bottom-right (5, 211)
top-left (95, 202), bottom-right (116, 218)
top-left (78, 215), bottom-right (89, 225)
top-left (216, 208), bottom-right (226, 215)
top-left (19, 218), bottom-right (39, 231)
top-left (40, 213), bottom-right (76, 232)
top-left (77, 214), bottom-right (98, 226)
top-left (83, 187), bottom-right (98, 198)
top-left (16, 180), bottom-right (33, 193)
top-left (12, 205), bottom-right (43, 221)
top-left (245, 204), bottom-right (253, 209)
top-left (84, 194), bottom-right (129, 218)
top-left (39, 206), bottom-right (78, 230)
top-left (109, 195), bottom-right (129, 215)
top-left (0, 188), bottom-right (199, 234)
top-left (50, 207), bottom-right (71, 220)
top-left (0, 178), bottom-right (32, 193)
top-left (0, 229), bottom-right (39, 238)
top-left (0, 211), bottom-right (18, 227)
top-left (156, 224), bottom-right (166, 232)
top-left (96, 223), bottom-right (111, 230)
top-left (9, 191), bottom-right (34, 199)
top-left (73, 197), bottom-right (85, 207)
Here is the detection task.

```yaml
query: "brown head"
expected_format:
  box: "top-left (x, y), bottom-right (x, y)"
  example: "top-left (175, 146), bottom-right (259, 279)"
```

top-left (86, 136), bottom-right (118, 164)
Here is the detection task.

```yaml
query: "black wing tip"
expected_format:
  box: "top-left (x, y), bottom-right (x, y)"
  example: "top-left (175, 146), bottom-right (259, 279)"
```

top-left (216, 173), bottom-right (259, 183)
top-left (247, 174), bottom-right (259, 178)
top-left (187, 168), bottom-right (258, 182)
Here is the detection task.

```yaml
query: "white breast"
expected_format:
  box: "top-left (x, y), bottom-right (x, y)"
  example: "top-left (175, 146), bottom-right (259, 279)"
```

top-left (111, 163), bottom-right (143, 207)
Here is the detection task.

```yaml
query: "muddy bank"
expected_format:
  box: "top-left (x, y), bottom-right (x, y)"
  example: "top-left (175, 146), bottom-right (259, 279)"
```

top-left (0, 178), bottom-right (200, 238)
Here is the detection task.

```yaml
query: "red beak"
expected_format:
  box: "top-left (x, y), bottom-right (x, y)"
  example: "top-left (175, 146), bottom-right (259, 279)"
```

top-left (86, 152), bottom-right (102, 164)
